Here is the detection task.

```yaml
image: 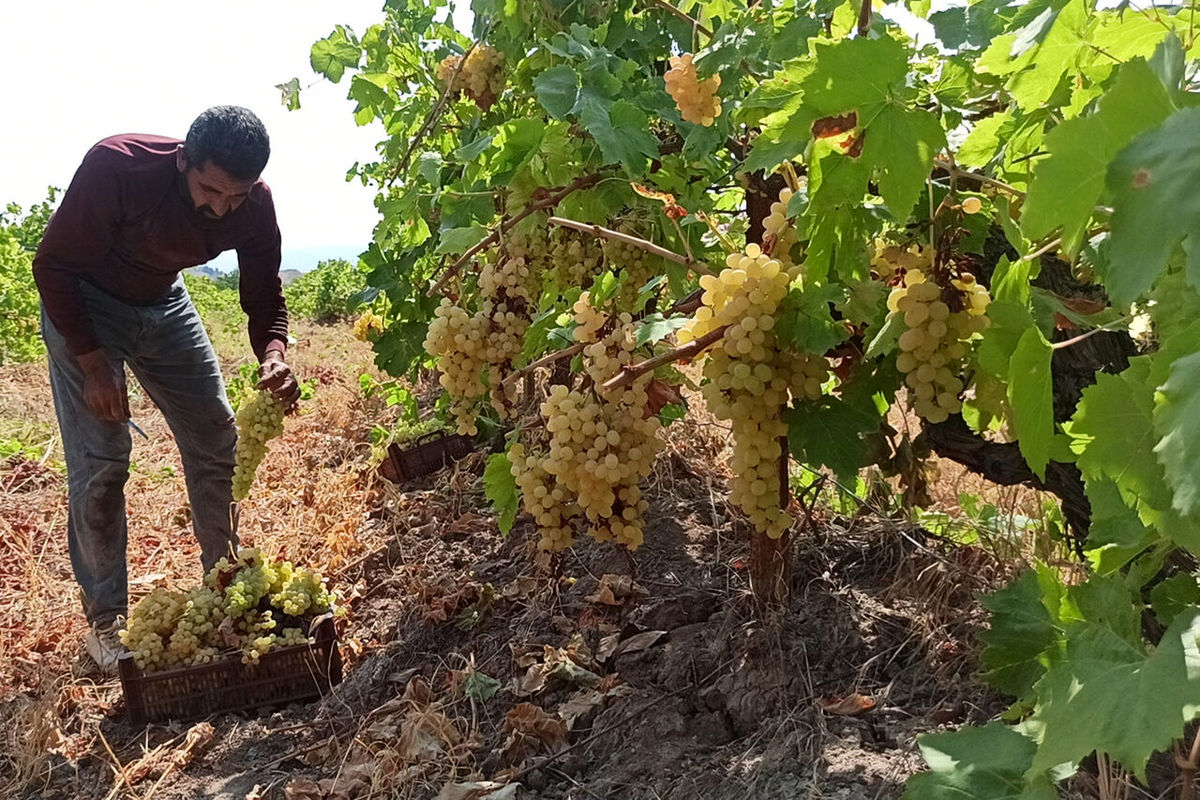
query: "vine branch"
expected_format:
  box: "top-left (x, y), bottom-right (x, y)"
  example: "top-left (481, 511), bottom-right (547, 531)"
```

top-left (641, 0), bottom-right (713, 37)
top-left (502, 342), bottom-right (586, 388)
top-left (601, 325), bottom-right (727, 393)
top-left (428, 173), bottom-right (603, 295)
top-left (932, 158), bottom-right (1026, 199)
top-left (547, 216), bottom-right (715, 276)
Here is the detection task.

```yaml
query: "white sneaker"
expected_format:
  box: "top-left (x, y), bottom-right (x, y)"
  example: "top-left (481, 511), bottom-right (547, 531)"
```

top-left (85, 620), bottom-right (124, 676)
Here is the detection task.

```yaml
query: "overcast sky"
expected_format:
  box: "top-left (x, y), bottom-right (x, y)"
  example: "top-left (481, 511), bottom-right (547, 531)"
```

top-left (0, 1), bottom-right (460, 271)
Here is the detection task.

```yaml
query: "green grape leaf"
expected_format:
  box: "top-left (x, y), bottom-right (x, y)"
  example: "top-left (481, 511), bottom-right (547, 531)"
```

top-left (1059, 573), bottom-right (1143, 647)
top-left (535, 65), bottom-right (581, 119)
top-left (1022, 58), bottom-right (1174, 255)
top-left (310, 28), bottom-right (361, 83)
top-left (635, 314), bottom-right (689, 347)
top-left (1084, 477), bottom-right (1159, 575)
top-left (434, 225), bottom-right (490, 256)
top-left (374, 320), bottom-right (431, 379)
top-left (861, 105), bottom-right (947, 221)
top-left (1027, 610), bottom-right (1200, 781)
top-left (977, 300), bottom-right (1036, 379)
top-left (577, 99), bottom-right (659, 175)
top-left (980, 570), bottom-right (1060, 700)
top-left (1008, 326), bottom-right (1055, 479)
top-left (484, 452), bottom-right (519, 535)
top-left (1069, 364), bottom-right (1175, 527)
top-left (1004, 0), bottom-right (1088, 111)
top-left (1151, 573), bottom-right (1200, 629)
top-left (276, 78), bottom-right (302, 111)
top-left (1153, 350), bottom-right (1200, 518)
top-left (1104, 107), bottom-right (1200, 305)
top-left (865, 312), bottom-right (904, 359)
top-left (957, 111), bottom-right (1012, 169)
top-left (785, 396), bottom-right (879, 481)
top-left (776, 283), bottom-right (850, 355)
top-left (904, 723), bottom-right (1055, 800)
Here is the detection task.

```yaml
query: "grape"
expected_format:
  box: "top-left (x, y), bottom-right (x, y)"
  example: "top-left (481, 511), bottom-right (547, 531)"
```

top-left (603, 234), bottom-right (663, 310)
top-left (664, 53), bottom-right (722, 126)
top-left (353, 309), bottom-right (384, 342)
top-left (438, 43), bottom-right (506, 110)
top-left (962, 196), bottom-right (983, 214)
top-left (423, 298), bottom-right (489, 435)
top-left (883, 264), bottom-right (992, 424)
top-left (232, 389), bottom-right (285, 501)
top-left (762, 187), bottom-right (798, 262)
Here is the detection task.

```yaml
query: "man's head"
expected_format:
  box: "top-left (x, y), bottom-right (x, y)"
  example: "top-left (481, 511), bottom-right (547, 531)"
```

top-left (177, 106), bottom-right (270, 219)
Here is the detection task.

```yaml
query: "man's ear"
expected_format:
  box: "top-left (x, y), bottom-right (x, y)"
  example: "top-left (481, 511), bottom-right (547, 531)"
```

top-left (176, 146), bottom-right (188, 173)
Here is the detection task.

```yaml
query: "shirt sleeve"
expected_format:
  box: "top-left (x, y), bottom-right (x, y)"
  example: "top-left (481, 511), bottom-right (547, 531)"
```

top-left (237, 185), bottom-right (289, 361)
top-left (31, 148), bottom-right (122, 355)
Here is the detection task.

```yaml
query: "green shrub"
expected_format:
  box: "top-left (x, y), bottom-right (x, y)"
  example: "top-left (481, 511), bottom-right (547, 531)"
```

top-left (0, 228), bottom-right (43, 364)
top-left (284, 258), bottom-right (365, 322)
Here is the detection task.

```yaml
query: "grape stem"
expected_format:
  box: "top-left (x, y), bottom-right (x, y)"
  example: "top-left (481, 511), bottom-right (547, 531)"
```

top-left (546, 216), bottom-right (715, 276)
top-left (641, 0), bottom-right (713, 37)
top-left (932, 158), bottom-right (1026, 199)
top-left (501, 342), bottom-right (586, 388)
top-left (601, 325), bottom-right (729, 393)
top-left (429, 173), bottom-right (604, 296)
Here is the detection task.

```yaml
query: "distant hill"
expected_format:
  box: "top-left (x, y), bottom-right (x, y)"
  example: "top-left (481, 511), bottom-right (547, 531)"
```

top-left (186, 265), bottom-right (305, 287)
top-left (279, 269), bottom-right (303, 287)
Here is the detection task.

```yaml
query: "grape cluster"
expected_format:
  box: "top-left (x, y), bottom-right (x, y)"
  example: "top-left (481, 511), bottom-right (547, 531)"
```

top-left (510, 442), bottom-right (576, 551)
top-left (548, 229), bottom-right (603, 288)
top-left (353, 309), bottom-right (384, 342)
top-left (423, 299), bottom-right (489, 435)
top-left (233, 389), bottom-right (286, 501)
top-left (603, 235), bottom-right (662, 310)
top-left (664, 53), bottom-right (722, 126)
top-left (118, 548), bottom-right (333, 673)
top-left (479, 253), bottom-right (534, 417)
top-left (871, 239), bottom-right (932, 282)
top-left (438, 43), bottom-right (506, 110)
top-left (887, 269), bottom-right (991, 423)
top-left (679, 244), bottom-right (819, 537)
top-left (762, 187), bottom-right (798, 262)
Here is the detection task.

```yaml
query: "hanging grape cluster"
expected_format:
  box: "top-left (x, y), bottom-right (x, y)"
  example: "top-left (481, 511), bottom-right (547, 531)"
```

top-left (762, 186), bottom-right (798, 263)
top-left (664, 53), bottom-right (722, 126)
top-left (679, 245), bottom-right (826, 537)
top-left (233, 389), bottom-right (286, 501)
top-left (353, 309), bottom-right (385, 342)
top-left (603, 233), bottom-right (663, 309)
top-left (438, 43), bottom-right (506, 110)
top-left (120, 548), bottom-right (333, 671)
top-left (885, 265), bottom-right (991, 423)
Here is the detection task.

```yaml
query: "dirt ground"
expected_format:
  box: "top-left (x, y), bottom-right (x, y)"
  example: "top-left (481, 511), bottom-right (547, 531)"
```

top-left (0, 321), bottom-right (1015, 800)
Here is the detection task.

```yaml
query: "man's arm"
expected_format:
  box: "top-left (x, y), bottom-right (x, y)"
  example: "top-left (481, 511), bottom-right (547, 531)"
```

top-left (236, 185), bottom-right (299, 409)
top-left (33, 148), bottom-right (130, 421)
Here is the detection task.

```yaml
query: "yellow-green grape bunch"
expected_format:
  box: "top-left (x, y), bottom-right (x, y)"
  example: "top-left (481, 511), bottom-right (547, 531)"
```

top-left (603, 236), bottom-right (662, 310)
top-left (679, 244), bottom-right (800, 538)
top-left (242, 633), bottom-right (277, 666)
top-left (664, 53), bottom-right (722, 126)
top-left (120, 587), bottom-right (187, 672)
top-left (354, 309), bottom-right (384, 342)
top-left (438, 44), bottom-right (506, 110)
top-left (479, 254), bottom-right (534, 417)
top-left (423, 299), bottom-right (488, 435)
top-left (541, 384), bottom-right (661, 549)
top-left (887, 269), bottom-right (991, 423)
top-left (871, 239), bottom-right (933, 283)
top-left (510, 442), bottom-right (576, 551)
top-left (549, 230), bottom-right (603, 288)
top-left (572, 293), bottom-right (638, 388)
top-left (223, 560), bottom-right (273, 616)
top-left (165, 586), bottom-right (222, 666)
top-left (278, 627), bottom-right (311, 647)
top-left (232, 389), bottom-right (285, 501)
top-left (271, 567), bottom-right (332, 617)
top-left (762, 187), bottom-right (798, 263)
top-left (777, 350), bottom-right (830, 402)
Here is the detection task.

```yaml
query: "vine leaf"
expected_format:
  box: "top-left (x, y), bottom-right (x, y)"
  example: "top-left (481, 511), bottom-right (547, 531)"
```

top-left (1083, 477), bottom-right (1158, 575)
top-left (903, 722), bottom-right (1055, 800)
top-left (775, 283), bottom-right (849, 355)
top-left (1008, 326), bottom-right (1054, 479)
top-left (1153, 350), bottom-right (1200, 518)
top-left (1104, 107), bottom-right (1200, 305)
top-left (1027, 610), bottom-right (1200, 782)
top-left (534, 65), bottom-right (580, 119)
top-left (784, 397), bottom-right (878, 482)
top-left (635, 314), bottom-right (689, 347)
top-left (979, 570), bottom-right (1059, 701)
top-left (577, 99), bottom-right (659, 175)
top-left (310, 28), bottom-right (361, 83)
top-left (484, 452), bottom-right (519, 535)
top-left (1021, 58), bottom-right (1173, 256)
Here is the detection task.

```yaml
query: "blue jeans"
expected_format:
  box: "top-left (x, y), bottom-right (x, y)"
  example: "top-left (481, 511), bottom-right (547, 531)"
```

top-left (42, 278), bottom-right (238, 626)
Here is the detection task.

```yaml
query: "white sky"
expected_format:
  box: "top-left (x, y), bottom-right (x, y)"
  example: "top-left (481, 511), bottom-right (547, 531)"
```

top-left (0, 1), bottom-right (435, 271)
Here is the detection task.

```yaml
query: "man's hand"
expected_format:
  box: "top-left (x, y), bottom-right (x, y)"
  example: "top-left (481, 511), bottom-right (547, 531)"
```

top-left (76, 349), bottom-right (129, 422)
top-left (258, 351), bottom-right (300, 412)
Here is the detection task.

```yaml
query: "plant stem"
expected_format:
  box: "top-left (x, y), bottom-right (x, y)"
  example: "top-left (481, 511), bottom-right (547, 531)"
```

top-left (933, 158), bottom-right (1027, 199)
top-left (501, 342), bottom-right (586, 388)
top-left (547, 216), bottom-right (714, 275)
top-left (601, 325), bottom-right (728, 393)
top-left (642, 0), bottom-right (713, 37)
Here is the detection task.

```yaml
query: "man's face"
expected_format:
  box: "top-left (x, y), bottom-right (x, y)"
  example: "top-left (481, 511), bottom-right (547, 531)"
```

top-left (176, 148), bottom-right (256, 219)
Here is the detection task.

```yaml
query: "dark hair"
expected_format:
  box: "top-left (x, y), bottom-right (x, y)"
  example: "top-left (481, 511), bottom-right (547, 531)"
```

top-left (184, 106), bottom-right (270, 180)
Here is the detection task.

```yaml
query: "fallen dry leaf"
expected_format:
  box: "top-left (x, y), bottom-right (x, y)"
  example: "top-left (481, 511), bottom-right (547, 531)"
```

top-left (815, 693), bottom-right (876, 716)
top-left (283, 778), bottom-right (323, 800)
top-left (244, 786), bottom-right (264, 800)
top-left (502, 702), bottom-right (569, 766)
top-left (616, 630), bottom-right (667, 656)
top-left (502, 575), bottom-right (540, 600)
top-left (596, 632), bottom-right (621, 663)
top-left (558, 689), bottom-right (607, 730)
top-left (435, 781), bottom-right (518, 800)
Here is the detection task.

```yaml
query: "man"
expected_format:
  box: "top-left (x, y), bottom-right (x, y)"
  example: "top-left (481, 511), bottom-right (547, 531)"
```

top-left (33, 106), bottom-right (301, 675)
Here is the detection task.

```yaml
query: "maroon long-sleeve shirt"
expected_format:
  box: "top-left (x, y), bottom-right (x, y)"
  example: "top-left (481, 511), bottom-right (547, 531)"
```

top-left (33, 133), bottom-right (288, 360)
